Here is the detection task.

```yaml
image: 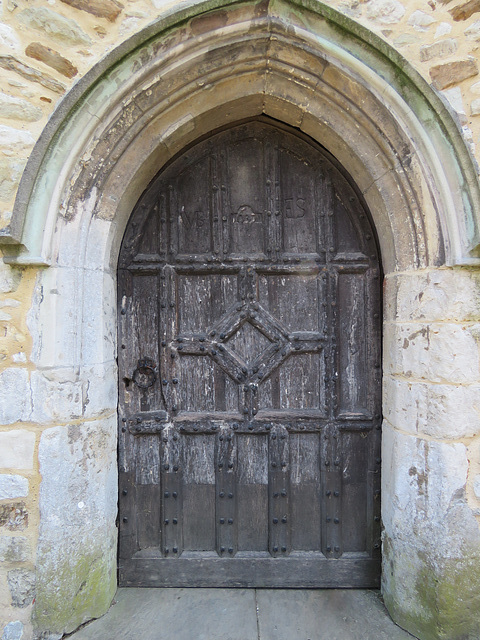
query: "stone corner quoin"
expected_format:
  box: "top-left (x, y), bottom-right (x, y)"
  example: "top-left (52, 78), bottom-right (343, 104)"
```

top-left (1, 1), bottom-right (480, 640)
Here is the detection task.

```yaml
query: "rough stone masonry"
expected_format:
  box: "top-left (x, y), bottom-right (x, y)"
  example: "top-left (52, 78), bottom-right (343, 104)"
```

top-left (1, 0), bottom-right (480, 639)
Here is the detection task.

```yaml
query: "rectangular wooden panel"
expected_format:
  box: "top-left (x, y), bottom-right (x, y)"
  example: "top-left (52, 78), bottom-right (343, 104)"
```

top-left (136, 484), bottom-right (161, 551)
top-left (179, 356), bottom-right (216, 412)
top-left (120, 273), bottom-right (163, 415)
top-left (258, 273), bottom-right (322, 332)
top-left (177, 273), bottom-right (237, 334)
top-left (278, 148), bottom-right (318, 255)
top-left (337, 271), bottom-right (369, 416)
top-left (341, 432), bottom-right (368, 552)
top-left (182, 434), bottom-right (215, 552)
top-left (224, 137), bottom-right (266, 257)
top-left (237, 435), bottom-right (268, 552)
top-left (290, 433), bottom-right (321, 551)
top-left (170, 157), bottom-right (211, 256)
top-left (279, 353), bottom-right (324, 411)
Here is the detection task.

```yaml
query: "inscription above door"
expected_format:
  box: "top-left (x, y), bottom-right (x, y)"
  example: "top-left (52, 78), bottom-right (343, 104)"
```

top-left (117, 119), bottom-right (382, 588)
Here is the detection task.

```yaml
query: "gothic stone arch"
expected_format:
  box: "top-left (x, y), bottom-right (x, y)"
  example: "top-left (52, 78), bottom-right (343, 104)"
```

top-left (3, 1), bottom-right (480, 639)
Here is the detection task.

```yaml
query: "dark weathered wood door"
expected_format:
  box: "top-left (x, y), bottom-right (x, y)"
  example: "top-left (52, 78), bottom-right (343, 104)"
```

top-left (118, 119), bottom-right (382, 588)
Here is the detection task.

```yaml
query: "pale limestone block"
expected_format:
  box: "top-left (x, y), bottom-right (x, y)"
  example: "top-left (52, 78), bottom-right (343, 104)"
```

top-left (0, 125), bottom-right (35, 157)
top-left (0, 475), bottom-right (28, 500)
top-left (0, 536), bottom-right (29, 562)
top-left (81, 269), bottom-right (116, 366)
top-left (471, 98), bottom-right (480, 116)
top-left (0, 24), bottom-right (20, 53)
top-left (0, 504), bottom-right (28, 531)
top-left (36, 418), bottom-right (117, 633)
top-left (0, 93), bottom-right (42, 122)
top-left (29, 263), bottom-right (115, 369)
top-left (474, 475), bottom-right (480, 499)
top-left (385, 270), bottom-right (480, 322)
top-left (28, 266), bottom-right (83, 368)
top-left (120, 16), bottom-right (140, 36)
top-left (338, 2), bottom-right (362, 19)
top-left (0, 159), bottom-right (25, 201)
top-left (30, 362), bottom-right (116, 423)
top-left (81, 363), bottom-right (117, 419)
top-left (30, 368), bottom-right (84, 424)
top-left (125, 9), bottom-right (150, 19)
top-left (17, 7), bottom-right (91, 46)
top-left (0, 299), bottom-right (20, 309)
top-left (466, 20), bottom-right (480, 40)
top-left (440, 87), bottom-right (466, 124)
top-left (384, 322), bottom-right (480, 383)
top-left (53, 197), bottom-right (94, 269)
top-left (0, 369), bottom-right (31, 425)
top-left (383, 376), bottom-right (424, 436)
top-left (471, 80), bottom-right (480, 94)
top-left (84, 218), bottom-right (112, 271)
top-left (435, 22), bottom-right (452, 38)
top-left (366, 0), bottom-right (405, 24)
top-left (393, 33), bottom-right (418, 46)
top-left (1, 621), bottom-right (24, 640)
top-left (383, 376), bottom-right (480, 438)
top-left (55, 214), bottom-right (111, 270)
top-left (150, 0), bottom-right (178, 7)
top-left (408, 10), bottom-right (436, 29)
top-left (0, 431), bottom-right (35, 470)
top-left (0, 263), bottom-right (20, 294)
top-left (7, 569), bottom-right (35, 608)
top-left (419, 38), bottom-right (457, 62)
top-left (382, 424), bottom-right (470, 543)
top-left (38, 417), bottom-right (117, 530)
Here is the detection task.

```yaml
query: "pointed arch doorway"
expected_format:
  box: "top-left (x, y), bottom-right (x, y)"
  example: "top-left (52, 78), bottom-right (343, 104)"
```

top-left (117, 117), bottom-right (382, 588)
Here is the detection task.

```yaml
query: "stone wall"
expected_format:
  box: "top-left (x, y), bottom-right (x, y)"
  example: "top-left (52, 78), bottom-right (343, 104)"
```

top-left (1, 1), bottom-right (480, 639)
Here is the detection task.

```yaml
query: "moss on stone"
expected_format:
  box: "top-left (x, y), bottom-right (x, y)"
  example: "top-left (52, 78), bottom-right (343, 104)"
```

top-left (384, 543), bottom-right (480, 640)
top-left (33, 544), bottom-right (116, 636)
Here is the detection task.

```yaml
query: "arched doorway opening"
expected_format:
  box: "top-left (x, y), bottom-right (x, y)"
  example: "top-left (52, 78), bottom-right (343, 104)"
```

top-left (3, 1), bottom-right (480, 637)
top-left (117, 118), bottom-right (382, 587)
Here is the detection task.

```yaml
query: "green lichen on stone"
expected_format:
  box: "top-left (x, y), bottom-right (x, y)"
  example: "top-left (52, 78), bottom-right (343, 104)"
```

top-left (384, 543), bottom-right (480, 640)
top-left (33, 544), bottom-right (116, 636)
top-left (435, 556), bottom-right (480, 640)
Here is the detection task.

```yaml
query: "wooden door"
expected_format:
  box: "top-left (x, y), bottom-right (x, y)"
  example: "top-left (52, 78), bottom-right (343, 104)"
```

top-left (117, 119), bottom-right (382, 588)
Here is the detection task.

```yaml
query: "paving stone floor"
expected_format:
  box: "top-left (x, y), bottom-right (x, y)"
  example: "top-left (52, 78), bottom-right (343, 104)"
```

top-left (67, 588), bottom-right (417, 640)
